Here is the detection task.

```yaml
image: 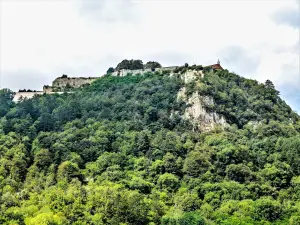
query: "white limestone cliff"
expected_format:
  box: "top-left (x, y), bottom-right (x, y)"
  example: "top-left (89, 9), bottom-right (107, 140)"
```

top-left (177, 87), bottom-right (228, 132)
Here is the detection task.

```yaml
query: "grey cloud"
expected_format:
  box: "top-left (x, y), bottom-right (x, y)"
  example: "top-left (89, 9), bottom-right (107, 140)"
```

top-left (280, 63), bottom-right (300, 89)
top-left (220, 45), bottom-right (300, 113)
top-left (1, 70), bottom-right (53, 92)
top-left (1, 55), bottom-right (126, 92)
top-left (281, 63), bottom-right (299, 77)
top-left (219, 46), bottom-right (261, 75)
top-left (277, 64), bottom-right (300, 113)
top-left (77, 0), bottom-right (138, 23)
top-left (274, 42), bottom-right (299, 54)
top-left (272, 7), bottom-right (300, 28)
top-left (142, 52), bottom-right (195, 67)
top-left (54, 55), bottom-right (124, 77)
top-left (278, 83), bottom-right (300, 113)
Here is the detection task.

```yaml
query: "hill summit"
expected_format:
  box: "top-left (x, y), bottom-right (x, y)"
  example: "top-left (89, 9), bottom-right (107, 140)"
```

top-left (13, 59), bottom-right (223, 102)
top-left (0, 59), bottom-right (299, 224)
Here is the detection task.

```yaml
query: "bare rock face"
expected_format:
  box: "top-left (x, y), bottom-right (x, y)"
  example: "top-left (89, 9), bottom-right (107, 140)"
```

top-left (180, 70), bottom-right (204, 84)
top-left (178, 87), bottom-right (228, 132)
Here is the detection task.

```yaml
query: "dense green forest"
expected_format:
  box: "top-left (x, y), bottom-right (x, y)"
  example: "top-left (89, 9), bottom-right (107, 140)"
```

top-left (0, 69), bottom-right (300, 224)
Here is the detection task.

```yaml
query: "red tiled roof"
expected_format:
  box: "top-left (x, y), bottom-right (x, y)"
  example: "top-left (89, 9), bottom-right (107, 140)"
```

top-left (210, 64), bottom-right (223, 70)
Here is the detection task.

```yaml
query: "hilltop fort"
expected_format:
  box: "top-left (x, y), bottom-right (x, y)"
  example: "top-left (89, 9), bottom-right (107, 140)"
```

top-left (43, 75), bottom-right (99, 93)
top-left (13, 60), bottom-right (223, 102)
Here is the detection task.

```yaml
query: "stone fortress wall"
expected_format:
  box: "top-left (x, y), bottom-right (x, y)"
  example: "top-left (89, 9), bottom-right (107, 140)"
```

top-left (13, 66), bottom-right (179, 102)
top-left (13, 91), bottom-right (44, 102)
top-left (43, 85), bottom-right (53, 94)
top-left (49, 67), bottom-right (178, 90)
top-left (13, 62), bottom-right (222, 102)
top-left (42, 66), bottom-right (180, 95)
top-left (52, 77), bottom-right (99, 88)
top-left (42, 76), bottom-right (99, 94)
top-left (13, 91), bottom-right (68, 102)
top-left (111, 66), bottom-right (177, 77)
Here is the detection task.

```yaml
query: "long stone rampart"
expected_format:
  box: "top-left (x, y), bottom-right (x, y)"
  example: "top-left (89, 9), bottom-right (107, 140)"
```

top-left (13, 63), bottom-right (216, 103)
top-left (52, 77), bottom-right (98, 88)
top-left (111, 66), bottom-right (178, 77)
top-left (13, 92), bottom-right (44, 102)
top-left (13, 91), bottom-right (73, 102)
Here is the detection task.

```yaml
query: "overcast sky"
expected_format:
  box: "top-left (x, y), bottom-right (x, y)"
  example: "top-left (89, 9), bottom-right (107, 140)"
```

top-left (0, 0), bottom-right (299, 112)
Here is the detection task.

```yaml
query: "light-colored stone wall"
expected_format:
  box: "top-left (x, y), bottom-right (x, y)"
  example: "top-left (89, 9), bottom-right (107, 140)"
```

top-left (13, 92), bottom-right (44, 102)
top-left (111, 68), bottom-right (152, 77)
top-left (43, 86), bottom-right (53, 94)
top-left (155, 66), bottom-right (177, 73)
top-left (13, 91), bottom-right (74, 102)
top-left (13, 65), bottom-right (207, 102)
top-left (52, 77), bottom-right (99, 88)
top-left (111, 66), bottom-right (178, 77)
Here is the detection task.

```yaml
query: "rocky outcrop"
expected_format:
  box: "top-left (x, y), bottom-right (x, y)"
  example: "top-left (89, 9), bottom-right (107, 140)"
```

top-left (178, 87), bottom-right (228, 132)
top-left (180, 70), bottom-right (204, 84)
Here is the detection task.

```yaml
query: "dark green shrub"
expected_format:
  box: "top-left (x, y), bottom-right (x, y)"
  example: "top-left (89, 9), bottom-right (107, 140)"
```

top-left (116, 59), bottom-right (144, 70)
top-left (107, 67), bottom-right (115, 74)
top-left (145, 61), bottom-right (162, 70)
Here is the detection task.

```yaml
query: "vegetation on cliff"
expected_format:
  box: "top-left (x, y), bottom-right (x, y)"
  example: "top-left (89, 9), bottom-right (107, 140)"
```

top-left (0, 69), bottom-right (299, 224)
top-left (187, 69), bottom-right (297, 128)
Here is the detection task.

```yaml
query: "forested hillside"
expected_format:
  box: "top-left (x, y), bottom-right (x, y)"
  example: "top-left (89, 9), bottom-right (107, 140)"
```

top-left (0, 69), bottom-right (300, 225)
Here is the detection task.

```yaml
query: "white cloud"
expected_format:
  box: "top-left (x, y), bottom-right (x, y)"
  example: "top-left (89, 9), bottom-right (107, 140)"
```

top-left (0, 0), bottom-right (299, 111)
